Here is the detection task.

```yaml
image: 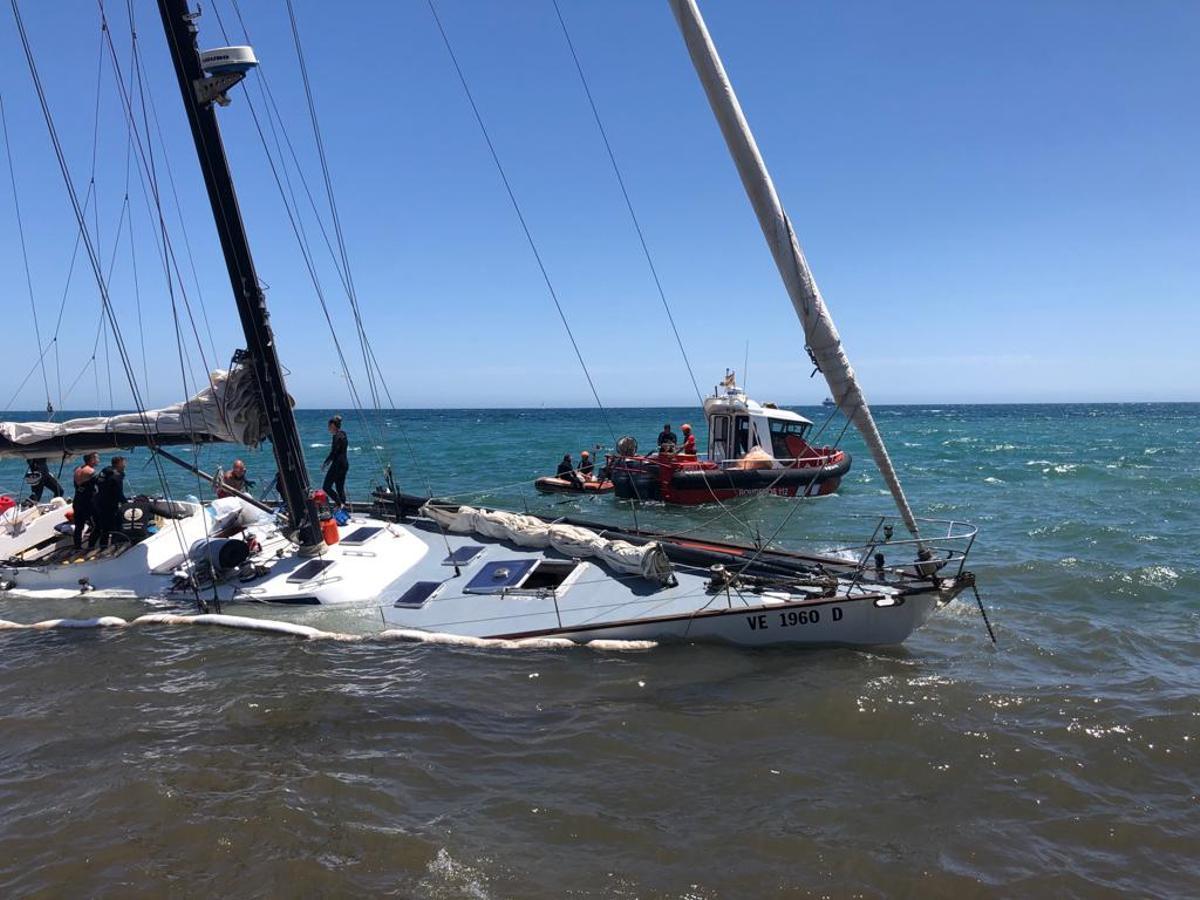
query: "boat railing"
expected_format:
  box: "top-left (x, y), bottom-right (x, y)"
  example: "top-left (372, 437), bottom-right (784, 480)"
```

top-left (824, 515), bottom-right (978, 588)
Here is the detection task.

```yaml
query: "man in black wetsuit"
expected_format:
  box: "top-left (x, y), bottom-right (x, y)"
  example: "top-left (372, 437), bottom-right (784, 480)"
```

top-left (657, 423), bottom-right (677, 452)
top-left (72, 452), bottom-right (100, 549)
top-left (556, 453), bottom-right (582, 488)
top-left (26, 457), bottom-right (64, 503)
top-left (322, 415), bottom-right (349, 507)
top-left (93, 455), bottom-right (129, 547)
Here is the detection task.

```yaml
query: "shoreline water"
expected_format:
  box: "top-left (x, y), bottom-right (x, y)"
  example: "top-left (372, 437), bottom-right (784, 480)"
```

top-left (1, 403), bottom-right (1196, 895)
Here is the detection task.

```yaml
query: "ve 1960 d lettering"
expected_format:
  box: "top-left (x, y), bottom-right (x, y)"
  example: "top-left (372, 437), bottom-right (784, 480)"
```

top-left (746, 606), bottom-right (843, 632)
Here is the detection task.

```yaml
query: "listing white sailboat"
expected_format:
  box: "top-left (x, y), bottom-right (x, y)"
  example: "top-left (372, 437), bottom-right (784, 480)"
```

top-left (1, 0), bottom-right (978, 648)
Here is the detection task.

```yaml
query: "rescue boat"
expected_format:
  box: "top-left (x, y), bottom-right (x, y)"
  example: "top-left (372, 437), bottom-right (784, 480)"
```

top-left (608, 373), bottom-right (850, 504)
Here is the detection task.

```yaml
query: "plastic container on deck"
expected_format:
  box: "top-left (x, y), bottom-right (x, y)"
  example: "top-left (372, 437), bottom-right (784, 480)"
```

top-left (321, 517), bottom-right (340, 546)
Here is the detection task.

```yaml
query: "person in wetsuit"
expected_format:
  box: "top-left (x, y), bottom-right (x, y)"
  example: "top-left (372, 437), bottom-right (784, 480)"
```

top-left (26, 457), bottom-right (64, 503)
top-left (322, 415), bottom-right (349, 507)
top-left (556, 453), bottom-right (582, 488)
top-left (657, 423), bottom-right (677, 452)
top-left (72, 452), bottom-right (100, 549)
top-left (93, 455), bottom-right (129, 547)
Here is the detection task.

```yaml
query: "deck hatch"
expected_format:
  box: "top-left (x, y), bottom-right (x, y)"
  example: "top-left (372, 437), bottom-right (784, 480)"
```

top-left (286, 559), bottom-right (335, 583)
top-left (340, 526), bottom-right (383, 545)
top-left (465, 560), bottom-right (536, 594)
top-left (393, 581), bottom-right (443, 609)
top-left (443, 545), bottom-right (485, 566)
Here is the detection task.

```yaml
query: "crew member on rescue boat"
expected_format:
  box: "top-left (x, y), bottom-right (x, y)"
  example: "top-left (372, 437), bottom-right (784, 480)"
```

top-left (657, 423), bottom-right (677, 452)
top-left (680, 424), bottom-right (697, 456)
top-left (578, 450), bottom-right (594, 481)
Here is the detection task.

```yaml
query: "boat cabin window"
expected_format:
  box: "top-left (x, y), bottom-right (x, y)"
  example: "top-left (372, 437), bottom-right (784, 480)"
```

top-left (465, 559), bottom-right (581, 595)
top-left (710, 415), bottom-right (730, 462)
top-left (734, 416), bottom-right (750, 457)
top-left (768, 418), bottom-right (811, 460)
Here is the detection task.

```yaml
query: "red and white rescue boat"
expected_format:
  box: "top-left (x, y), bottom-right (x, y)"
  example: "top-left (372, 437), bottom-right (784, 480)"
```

top-left (609, 373), bottom-right (850, 505)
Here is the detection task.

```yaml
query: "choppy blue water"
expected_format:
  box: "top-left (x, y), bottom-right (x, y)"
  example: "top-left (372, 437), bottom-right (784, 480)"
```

top-left (1, 403), bottom-right (1197, 895)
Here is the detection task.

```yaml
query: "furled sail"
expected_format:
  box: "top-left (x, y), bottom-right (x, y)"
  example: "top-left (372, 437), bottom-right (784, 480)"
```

top-left (0, 365), bottom-right (268, 460)
top-left (668, 0), bottom-right (923, 542)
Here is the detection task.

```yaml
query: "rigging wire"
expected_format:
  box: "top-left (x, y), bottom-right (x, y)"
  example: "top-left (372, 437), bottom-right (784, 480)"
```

top-left (207, 0), bottom-right (388, 479)
top-left (0, 93), bottom-right (52, 416)
top-left (222, 0), bottom-right (432, 498)
top-left (425, 1), bottom-right (618, 448)
top-left (12, 0), bottom-right (205, 607)
top-left (551, 3), bottom-right (762, 538)
top-left (210, 0), bottom-right (439, 506)
top-left (281, 0), bottom-right (385, 422)
top-left (551, 0), bottom-right (705, 409)
top-left (426, 0), bottom-right (640, 531)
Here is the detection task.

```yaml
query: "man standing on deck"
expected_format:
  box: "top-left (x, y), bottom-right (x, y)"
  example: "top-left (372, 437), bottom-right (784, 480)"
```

top-left (93, 456), bottom-right (129, 547)
top-left (322, 415), bottom-right (349, 508)
top-left (72, 452), bottom-right (100, 549)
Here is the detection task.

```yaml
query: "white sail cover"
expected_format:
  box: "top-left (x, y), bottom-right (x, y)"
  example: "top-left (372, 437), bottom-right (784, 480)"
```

top-left (669, 0), bottom-right (922, 541)
top-left (0, 366), bottom-right (268, 460)
top-left (422, 503), bottom-right (675, 585)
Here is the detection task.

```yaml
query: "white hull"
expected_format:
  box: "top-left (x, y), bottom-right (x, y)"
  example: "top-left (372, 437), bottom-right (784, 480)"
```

top-left (2, 500), bottom-right (969, 649)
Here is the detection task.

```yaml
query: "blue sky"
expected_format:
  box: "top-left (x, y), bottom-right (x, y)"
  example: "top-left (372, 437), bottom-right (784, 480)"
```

top-left (1, 0), bottom-right (1197, 411)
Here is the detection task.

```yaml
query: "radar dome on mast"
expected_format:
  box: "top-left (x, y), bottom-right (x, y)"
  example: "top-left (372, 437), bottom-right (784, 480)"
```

top-left (199, 46), bottom-right (258, 75)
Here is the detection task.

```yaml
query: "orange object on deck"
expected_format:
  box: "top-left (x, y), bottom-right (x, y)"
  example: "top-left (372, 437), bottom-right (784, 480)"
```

top-left (321, 517), bottom-right (340, 546)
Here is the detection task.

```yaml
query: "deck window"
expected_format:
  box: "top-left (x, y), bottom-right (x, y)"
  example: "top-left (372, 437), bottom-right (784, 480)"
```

top-left (464, 559), bottom-right (581, 595)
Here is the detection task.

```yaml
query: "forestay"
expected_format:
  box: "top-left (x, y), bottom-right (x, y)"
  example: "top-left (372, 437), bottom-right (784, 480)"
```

top-left (0, 365), bottom-right (268, 460)
top-left (421, 503), bottom-right (675, 585)
top-left (668, 0), bottom-right (923, 542)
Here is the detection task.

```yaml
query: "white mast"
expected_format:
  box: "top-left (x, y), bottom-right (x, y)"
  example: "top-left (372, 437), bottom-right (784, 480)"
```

top-left (668, 0), bottom-right (923, 543)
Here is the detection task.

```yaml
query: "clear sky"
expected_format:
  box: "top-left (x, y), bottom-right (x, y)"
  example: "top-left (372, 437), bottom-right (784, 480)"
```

top-left (1, 0), bottom-right (1197, 412)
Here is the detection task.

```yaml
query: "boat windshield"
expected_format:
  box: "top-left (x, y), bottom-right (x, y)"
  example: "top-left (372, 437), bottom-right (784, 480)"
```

top-left (768, 418), bottom-right (810, 460)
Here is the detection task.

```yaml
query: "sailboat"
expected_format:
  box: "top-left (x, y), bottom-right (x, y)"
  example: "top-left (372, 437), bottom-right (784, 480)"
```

top-left (1, 0), bottom-right (977, 648)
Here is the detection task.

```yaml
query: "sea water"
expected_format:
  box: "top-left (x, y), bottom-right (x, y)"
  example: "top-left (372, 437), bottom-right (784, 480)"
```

top-left (0, 404), bottom-right (1196, 895)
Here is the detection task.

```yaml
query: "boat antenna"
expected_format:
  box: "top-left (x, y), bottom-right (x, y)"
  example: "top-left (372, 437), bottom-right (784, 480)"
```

top-left (155, 0), bottom-right (323, 550)
top-left (668, 0), bottom-right (925, 547)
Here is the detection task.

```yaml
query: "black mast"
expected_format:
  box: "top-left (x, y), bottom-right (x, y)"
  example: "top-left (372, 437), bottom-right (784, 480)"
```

top-left (156, 0), bottom-right (322, 548)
